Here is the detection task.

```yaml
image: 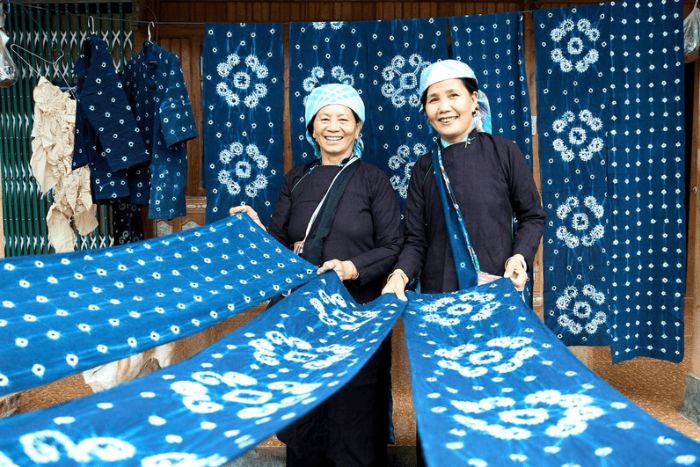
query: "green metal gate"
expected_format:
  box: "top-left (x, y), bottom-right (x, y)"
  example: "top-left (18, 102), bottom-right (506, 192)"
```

top-left (0, 1), bottom-right (134, 257)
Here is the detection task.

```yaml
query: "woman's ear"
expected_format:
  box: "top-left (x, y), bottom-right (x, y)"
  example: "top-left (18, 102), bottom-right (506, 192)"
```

top-left (355, 121), bottom-right (363, 138)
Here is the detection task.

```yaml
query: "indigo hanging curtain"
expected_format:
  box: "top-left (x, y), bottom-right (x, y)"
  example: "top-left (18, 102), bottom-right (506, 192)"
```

top-left (403, 279), bottom-right (700, 466)
top-left (0, 274), bottom-right (405, 466)
top-left (535, 4), bottom-right (613, 347)
top-left (364, 18), bottom-right (447, 202)
top-left (289, 21), bottom-right (369, 166)
top-left (607, 0), bottom-right (686, 362)
top-left (201, 23), bottom-right (284, 224)
top-left (450, 12), bottom-right (533, 166)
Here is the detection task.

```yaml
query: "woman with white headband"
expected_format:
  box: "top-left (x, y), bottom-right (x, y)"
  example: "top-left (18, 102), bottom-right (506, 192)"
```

top-left (383, 59), bottom-right (545, 299)
top-left (231, 83), bottom-right (401, 466)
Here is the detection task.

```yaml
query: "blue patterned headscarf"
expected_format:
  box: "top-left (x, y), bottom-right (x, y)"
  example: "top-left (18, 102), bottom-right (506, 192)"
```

top-left (304, 83), bottom-right (365, 158)
top-left (418, 59), bottom-right (492, 134)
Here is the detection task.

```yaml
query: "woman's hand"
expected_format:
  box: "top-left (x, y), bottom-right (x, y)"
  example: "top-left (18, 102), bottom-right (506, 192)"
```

top-left (229, 204), bottom-right (266, 231)
top-left (317, 259), bottom-right (359, 282)
top-left (503, 254), bottom-right (527, 291)
top-left (381, 269), bottom-right (408, 301)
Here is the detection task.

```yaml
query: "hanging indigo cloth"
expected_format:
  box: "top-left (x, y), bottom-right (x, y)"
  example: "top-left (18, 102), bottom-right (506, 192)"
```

top-left (403, 279), bottom-right (700, 466)
top-left (0, 215), bottom-right (314, 397)
top-left (450, 12), bottom-right (532, 167)
top-left (365, 18), bottom-right (446, 202)
top-left (289, 21), bottom-right (369, 166)
top-left (72, 34), bottom-right (150, 202)
top-left (606, 0), bottom-right (686, 362)
top-left (0, 274), bottom-right (406, 466)
top-left (535, 5), bottom-right (613, 346)
top-left (123, 42), bottom-right (198, 219)
top-left (201, 23), bottom-right (284, 224)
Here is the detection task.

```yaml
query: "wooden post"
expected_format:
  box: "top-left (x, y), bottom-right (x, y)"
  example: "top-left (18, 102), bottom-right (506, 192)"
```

top-left (681, 61), bottom-right (700, 422)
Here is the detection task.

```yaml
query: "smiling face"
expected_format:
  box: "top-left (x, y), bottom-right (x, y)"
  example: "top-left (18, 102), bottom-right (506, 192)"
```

top-left (423, 78), bottom-right (478, 145)
top-left (312, 104), bottom-right (362, 164)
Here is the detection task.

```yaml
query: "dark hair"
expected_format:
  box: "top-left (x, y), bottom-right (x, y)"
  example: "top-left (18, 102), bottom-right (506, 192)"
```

top-left (420, 77), bottom-right (479, 107)
top-left (306, 109), bottom-right (362, 135)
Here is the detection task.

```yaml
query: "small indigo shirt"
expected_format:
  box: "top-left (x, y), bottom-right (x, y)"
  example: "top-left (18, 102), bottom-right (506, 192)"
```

top-left (123, 43), bottom-right (198, 219)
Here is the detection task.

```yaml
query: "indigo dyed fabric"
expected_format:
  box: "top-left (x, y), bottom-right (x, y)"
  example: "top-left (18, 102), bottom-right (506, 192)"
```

top-left (202, 24), bottom-right (284, 224)
top-left (73, 35), bottom-right (150, 202)
top-left (0, 215), bottom-right (314, 397)
top-left (365, 18), bottom-right (446, 201)
top-left (0, 274), bottom-right (405, 466)
top-left (535, 5), bottom-right (613, 346)
top-left (123, 42), bottom-right (198, 219)
top-left (289, 21), bottom-right (369, 166)
top-left (450, 13), bottom-right (532, 166)
top-left (606, 0), bottom-right (686, 362)
top-left (403, 279), bottom-right (700, 466)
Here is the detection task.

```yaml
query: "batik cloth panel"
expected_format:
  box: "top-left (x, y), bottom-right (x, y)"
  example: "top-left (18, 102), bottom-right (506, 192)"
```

top-left (364, 18), bottom-right (447, 202)
top-left (0, 274), bottom-right (406, 467)
top-left (403, 279), bottom-right (700, 467)
top-left (607, 0), bottom-right (686, 362)
top-left (289, 21), bottom-right (369, 166)
top-left (535, 5), bottom-right (613, 346)
top-left (0, 215), bottom-right (315, 397)
top-left (450, 12), bottom-right (533, 166)
top-left (202, 23), bottom-right (284, 224)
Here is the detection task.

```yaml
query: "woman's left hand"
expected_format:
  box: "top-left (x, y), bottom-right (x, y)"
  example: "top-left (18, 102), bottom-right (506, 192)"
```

top-left (317, 259), bottom-right (359, 281)
top-left (503, 254), bottom-right (528, 291)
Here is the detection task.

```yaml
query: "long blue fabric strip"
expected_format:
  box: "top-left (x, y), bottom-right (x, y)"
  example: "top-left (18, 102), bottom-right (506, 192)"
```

top-left (432, 147), bottom-right (480, 289)
top-left (607, 0), bottom-right (686, 362)
top-left (0, 215), bottom-right (315, 397)
top-left (201, 23), bottom-right (284, 224)
top-left (364, 17), bottom-right (446, 203)
top-left (289, 21), bottom-right (369, 166)
top-left (0, 274), bottom-right (405, 466)
top-left (535, 4), bottom-right (613, 347)
top-left (403, 279), bottom-right (699, 466)
top-left (450, 12), bottom-right (533, 167)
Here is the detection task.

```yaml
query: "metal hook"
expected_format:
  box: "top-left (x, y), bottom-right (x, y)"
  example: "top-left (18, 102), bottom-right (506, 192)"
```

top-left (147, 21), bottom-right (154, 43)
top-left (87, 16), bottom-right (95, 34)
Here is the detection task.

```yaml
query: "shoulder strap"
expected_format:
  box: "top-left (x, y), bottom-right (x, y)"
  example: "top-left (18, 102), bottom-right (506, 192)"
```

top-left (299, 159), bottom-right (361, 266)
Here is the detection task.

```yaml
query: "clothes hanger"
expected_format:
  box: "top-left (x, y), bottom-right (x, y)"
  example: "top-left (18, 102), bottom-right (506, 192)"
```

top-left (87, 16), bottom-right (96, 35)
top-left (9, 44), bottom-right (77, 99)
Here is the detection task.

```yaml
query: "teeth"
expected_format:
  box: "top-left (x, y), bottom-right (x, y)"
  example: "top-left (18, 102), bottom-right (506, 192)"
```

top-left (325, 137), bottom-right (342, 141)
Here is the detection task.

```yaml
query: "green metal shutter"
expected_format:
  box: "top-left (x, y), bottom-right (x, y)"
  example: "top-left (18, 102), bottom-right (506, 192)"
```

top-left (0, 2), bottom-right (134, 257)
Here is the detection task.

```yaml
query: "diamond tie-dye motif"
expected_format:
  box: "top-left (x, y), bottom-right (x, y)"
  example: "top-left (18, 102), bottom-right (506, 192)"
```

top-left (202, 23), bottom-right (284, 224)
top-left (0, 274), bottom-right (405, 466)
top-left (404, 279), bottom-right (700, 466)
top-left (289, 21), bottom-right (369, 166)
top-left (0, 215), bottom-right (314, 397)
top-left (364, 18), bottom-right (446, 202)
top-left (536, 4), bottom-right (613, 346)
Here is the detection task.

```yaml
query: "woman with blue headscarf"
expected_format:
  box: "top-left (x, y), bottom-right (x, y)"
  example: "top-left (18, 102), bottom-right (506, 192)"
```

top-left (231, 83), bottom-right (401, 466)
top-left (383, 59), bottom-right (545, 299)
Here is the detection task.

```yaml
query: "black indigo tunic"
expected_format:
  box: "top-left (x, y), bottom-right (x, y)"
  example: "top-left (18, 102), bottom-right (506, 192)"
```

top-left (395, 133), bottom-right (545, 294)
top-left (268, 160), bottom-right (403, 304)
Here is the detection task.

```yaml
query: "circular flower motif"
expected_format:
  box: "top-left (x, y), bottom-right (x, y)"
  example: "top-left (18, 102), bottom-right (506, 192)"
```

top-left (388, 143), bottom-right (425, 198)
top-left (217, 142), bottom-right (270, 198)
top-left (552, 110), bottom-right (604, 162)
top-left (302, 66), bottom-right (355, 104)
top-left (452, 390), bottom-right (604, 440)
top-left (381, 53), bottom-right (429, 108)
top-left (555, 196), bottom-right (605, 248)
top-left (216, 53), bottom-right (269, 109)
top-left (556, 284), bottom-right (607, 336)
top-left (549, 17), bottom-right (600, 73)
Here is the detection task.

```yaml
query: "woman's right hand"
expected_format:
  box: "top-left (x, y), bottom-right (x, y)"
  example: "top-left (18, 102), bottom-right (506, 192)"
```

top-left (229, 204), bottom-right (266, 231)
top-left (381, 269), bottom-right (409, 301)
